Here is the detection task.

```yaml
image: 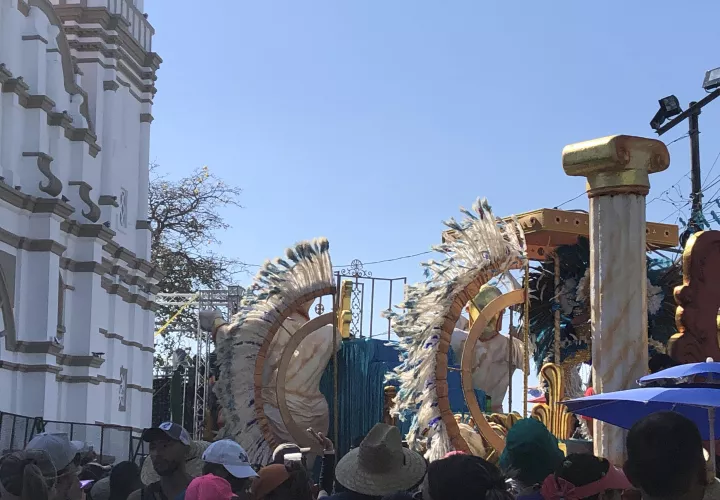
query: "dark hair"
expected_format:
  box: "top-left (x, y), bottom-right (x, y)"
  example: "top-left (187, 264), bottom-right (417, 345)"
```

top-left (381, 494), bottom-right (414, 500)
top-left (624, 411), bottom-right (705, 497)
top-left (266, 461), bottom-right (313, 500)
top-left (0, 450), bottom-right (57, 500)
top-left (108, 461), bottom-right (141, 500)
top-left (649, 353), bottom-right (678, 374)
top-left (427, 454), bottom-right (512, 500)
top-left (202, 463), bottom-right (252, 495)
top-left (555, 454), bottom-right (610, 500)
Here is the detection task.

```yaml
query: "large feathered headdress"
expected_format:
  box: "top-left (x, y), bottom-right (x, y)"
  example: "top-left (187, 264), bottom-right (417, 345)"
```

top-left (386, 199), bottom-right (526, 461)
top-left (214, 238), bottom-right (334, 465)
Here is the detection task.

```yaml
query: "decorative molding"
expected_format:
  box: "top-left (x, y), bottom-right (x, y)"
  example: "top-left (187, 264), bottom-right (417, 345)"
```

top-left (68, 181), bottom-right (101, 222)
top-left (22, 34), bottom-right (49, 44)
top-left (140, 113), bottom-right (153, 123)
top-left (57, 221), bottom-right (164, 281)
top-left (100, 277), bottom-right (158, 311)
top-left (0, 360), bottom-right (62, 373)
top-left (14, 340), bottom-right (63, 355)
top-left (0, 227), bottom-right (66, 256)
top-left (103, 80), bottom-right (119, 91)
top-left (135, 220), bottom-right (151, 230)
top-left (98, 195), bottom-right (119, 207)
top-left (22, 152), bottom-right (62, 196)
top-left (0, 71), bottom-right (100, 159)
top-left (55, 354), bottom-right (105, 368)
top-left (99, 328), bottom-right (155, 353)
top-left (59, 257), bottom-right (111, 276)
top-left (0, 180), bottom-right (74, 218)
top-left (60, 220), bottom-right (115, 243)
top-left (16, 0), bottom-right (94, 131)
top-left (51, 6), bottom-right (161, 72)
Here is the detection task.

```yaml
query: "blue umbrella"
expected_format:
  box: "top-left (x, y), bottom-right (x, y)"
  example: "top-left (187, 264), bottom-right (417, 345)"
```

top-left (562, 386), bottom-right (720, 440)
top-left (639, 361), bottom-right (720, 386)
top-left (563, 386), bottom-right (720, 480)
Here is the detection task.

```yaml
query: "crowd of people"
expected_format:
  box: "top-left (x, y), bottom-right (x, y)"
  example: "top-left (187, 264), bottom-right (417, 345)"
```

top-left (1, 411), bottom-right (718, 500)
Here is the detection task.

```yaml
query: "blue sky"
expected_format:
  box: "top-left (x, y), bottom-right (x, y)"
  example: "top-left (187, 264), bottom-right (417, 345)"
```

top-left (146, 1), bottom-right (720, 411)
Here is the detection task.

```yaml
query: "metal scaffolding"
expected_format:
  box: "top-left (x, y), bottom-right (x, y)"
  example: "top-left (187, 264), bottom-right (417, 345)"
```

top-left (154, 287), bottom-right (244, 440)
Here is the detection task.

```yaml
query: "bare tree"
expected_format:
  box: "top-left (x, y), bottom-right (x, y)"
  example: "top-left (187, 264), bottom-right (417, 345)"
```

top-left (149, 163), bottom-right (245, 369)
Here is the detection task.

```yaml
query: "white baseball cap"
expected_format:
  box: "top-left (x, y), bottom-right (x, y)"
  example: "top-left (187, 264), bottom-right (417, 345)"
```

top-left (202, 440), bottom-right (257, 479)
top-left (271, 443), bottom-right (311, 464)
top-left (26, 433), bottom-right (84, 471)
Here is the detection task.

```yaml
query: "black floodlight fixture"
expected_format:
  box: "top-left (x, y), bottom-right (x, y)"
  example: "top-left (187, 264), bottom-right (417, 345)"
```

top-left (703, 67), bottom-right (720, 92)
top-left (650, 95), bottom-right (682, 130)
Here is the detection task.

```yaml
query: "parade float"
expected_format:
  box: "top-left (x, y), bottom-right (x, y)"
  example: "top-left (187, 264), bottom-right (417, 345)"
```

top-left (189, 133), bottom-right (720, 469)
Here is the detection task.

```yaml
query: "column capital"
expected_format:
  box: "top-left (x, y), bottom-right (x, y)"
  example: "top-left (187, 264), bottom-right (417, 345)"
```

top-left (563, 135), bottom-right (670, 197)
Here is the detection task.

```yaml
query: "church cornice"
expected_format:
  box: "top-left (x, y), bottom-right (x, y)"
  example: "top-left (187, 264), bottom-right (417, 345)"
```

top-left (51, 6), bottom-right (161, 73)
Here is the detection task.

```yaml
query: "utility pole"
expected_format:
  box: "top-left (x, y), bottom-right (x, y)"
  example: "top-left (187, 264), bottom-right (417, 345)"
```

top-left (688, 103), bottom-right (702, 234)
top-left (654, 88), bottom-right (720, 243)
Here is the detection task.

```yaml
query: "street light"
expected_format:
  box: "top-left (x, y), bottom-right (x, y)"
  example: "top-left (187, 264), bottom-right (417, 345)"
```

top-left (651, 66), bottom-right (720, 246)
top-left (703, 67), bottom-right (720, 92)
top-left (650, 95), bottom-right (682, 130)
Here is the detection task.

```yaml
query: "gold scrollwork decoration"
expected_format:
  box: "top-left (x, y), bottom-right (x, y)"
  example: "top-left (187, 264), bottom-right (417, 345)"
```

top-left (531, 363), bottom-right (576, 441)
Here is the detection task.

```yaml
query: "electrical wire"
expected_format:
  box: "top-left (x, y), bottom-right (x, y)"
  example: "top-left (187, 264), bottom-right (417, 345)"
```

top-left (242, 250), bottom-right (435, 269)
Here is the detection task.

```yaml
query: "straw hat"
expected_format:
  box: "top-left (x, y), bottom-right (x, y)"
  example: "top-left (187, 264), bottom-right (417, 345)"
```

top-left (141, 441), bottom-right (210, 485)
top-left (334, 424), bottom-right (426, 497)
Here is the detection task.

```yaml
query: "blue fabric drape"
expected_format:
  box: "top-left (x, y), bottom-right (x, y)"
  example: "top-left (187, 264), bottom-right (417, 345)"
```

top-left (319, 338), bottom-right (476, 458)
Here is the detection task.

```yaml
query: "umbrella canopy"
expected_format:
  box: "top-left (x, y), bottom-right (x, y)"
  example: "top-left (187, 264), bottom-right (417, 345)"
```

top-left (640, 361), bottom-right (720, 386)
top-left (562, 387), bottom-right (720, 440)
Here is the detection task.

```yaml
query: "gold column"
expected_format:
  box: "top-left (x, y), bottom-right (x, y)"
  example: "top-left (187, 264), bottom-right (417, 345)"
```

top-left (563, 135), bottom-right (669, 465)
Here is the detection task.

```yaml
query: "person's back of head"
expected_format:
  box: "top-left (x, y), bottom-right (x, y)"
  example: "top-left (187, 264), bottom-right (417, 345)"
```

top-left (0, 449), bottom-right (57, 500)
top-left (381, 493), bottom-right (414, 500)
top-left (546, 453), bottom-right (632, 500)
top-left (499, 418), bottom-right (564, 487)
top-left (109, 461), bottom-right (142, 500)
top-left (624, 411), bottom-right (707, 500)
top-left (425, 454), bottom-right (512, 500)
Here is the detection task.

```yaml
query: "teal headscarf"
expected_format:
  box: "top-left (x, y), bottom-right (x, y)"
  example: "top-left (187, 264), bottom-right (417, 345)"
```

top-left (499, 418), bottom-right (565, 486)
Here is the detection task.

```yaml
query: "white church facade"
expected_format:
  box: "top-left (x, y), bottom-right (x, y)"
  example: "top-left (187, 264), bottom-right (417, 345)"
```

top-left (0, 0), bottom-right (161, 448)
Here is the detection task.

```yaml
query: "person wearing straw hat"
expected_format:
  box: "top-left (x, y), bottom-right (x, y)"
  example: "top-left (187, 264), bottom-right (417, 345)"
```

top-left (330, 423), bottom-right (426, 499)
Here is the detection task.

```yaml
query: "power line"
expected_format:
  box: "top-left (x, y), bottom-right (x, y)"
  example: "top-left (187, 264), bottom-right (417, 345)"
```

top-left (242, 250), bottom-right (436, 269)
top-left (554, 192), bottom-right (586, 209)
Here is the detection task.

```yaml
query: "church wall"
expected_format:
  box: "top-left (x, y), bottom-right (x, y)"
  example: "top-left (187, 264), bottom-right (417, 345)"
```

top-left (0, 0), bottom-right (161, 442)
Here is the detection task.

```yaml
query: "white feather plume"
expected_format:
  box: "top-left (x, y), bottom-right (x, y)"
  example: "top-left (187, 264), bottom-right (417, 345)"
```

top-left (214, 238), bottom-right (333, 465)
top-left (385, 199), bottom-right (526, 461)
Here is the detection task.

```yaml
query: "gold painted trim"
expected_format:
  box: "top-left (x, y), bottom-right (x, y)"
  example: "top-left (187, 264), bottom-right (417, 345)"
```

top-left (462, 289), bottom-right (526, 454)
top-left (562, 135), bottom-right (669, 197)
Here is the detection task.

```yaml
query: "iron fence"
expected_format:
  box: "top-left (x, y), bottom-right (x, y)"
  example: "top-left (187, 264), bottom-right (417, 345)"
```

top-left (334, 260), bottom-right (407, 340)
top-left (0, 411), bottom-right (145, 464)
